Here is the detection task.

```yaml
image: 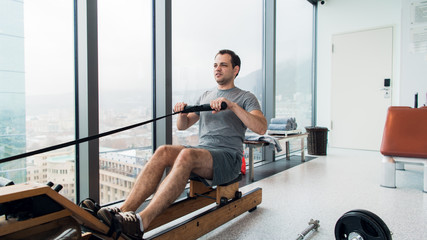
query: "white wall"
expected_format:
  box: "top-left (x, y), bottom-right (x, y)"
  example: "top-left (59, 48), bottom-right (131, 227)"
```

top-left (316, 0), bottom-right (402, 129)
top-left (400, 1), bottom-right (427, 107)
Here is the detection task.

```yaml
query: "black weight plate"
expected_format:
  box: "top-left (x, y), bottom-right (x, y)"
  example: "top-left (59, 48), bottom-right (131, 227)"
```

top-left (335, 209), bottom-right (392, 240)
top-left (351, 209), bottom-right (392, 240)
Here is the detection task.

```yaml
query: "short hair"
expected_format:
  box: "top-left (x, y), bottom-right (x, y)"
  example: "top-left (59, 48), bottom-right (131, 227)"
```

top-left (216, 49), bottom-right (241, 77)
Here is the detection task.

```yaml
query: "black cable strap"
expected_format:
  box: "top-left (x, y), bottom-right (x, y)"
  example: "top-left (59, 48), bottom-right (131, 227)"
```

top-left (0, 112), bottom-right (178, 164)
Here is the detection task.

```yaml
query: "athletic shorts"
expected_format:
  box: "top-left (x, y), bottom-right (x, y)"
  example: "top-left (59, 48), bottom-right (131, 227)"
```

top-left (186, 145), bottom-right (242, 186)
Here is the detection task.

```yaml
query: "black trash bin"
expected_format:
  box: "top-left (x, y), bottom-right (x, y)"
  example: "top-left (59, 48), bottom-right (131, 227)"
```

top-left (305, 126), bottom-right (328, 155)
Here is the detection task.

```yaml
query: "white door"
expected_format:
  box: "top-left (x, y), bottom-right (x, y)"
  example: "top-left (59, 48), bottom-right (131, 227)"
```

top-left (330, 27), bottom-right (393, 151)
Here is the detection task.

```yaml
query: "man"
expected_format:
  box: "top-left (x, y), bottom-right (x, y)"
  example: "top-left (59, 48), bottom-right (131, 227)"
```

top-left (97, 49), bottom-right (267, 239)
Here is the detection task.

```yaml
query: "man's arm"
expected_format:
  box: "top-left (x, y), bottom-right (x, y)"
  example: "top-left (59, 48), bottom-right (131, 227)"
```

top-left (177, 112), bottom-right (200, 130)
top-left (210, 98), bottom-right (268, 135)
top-left (231, 108), bottom-right (267, 135)
top-left (174, 102), bottom-right (200, 130)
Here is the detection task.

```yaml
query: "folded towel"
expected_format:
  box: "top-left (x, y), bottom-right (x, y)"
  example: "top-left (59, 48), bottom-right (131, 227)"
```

top-left (268, 117), bottom-right (297, 131)
top-left (271, 118), bottom-right (293, 124)
top-left (268, 123), bottom-right (290, 131)
top-left (245, 134), bottom-right (283, 152)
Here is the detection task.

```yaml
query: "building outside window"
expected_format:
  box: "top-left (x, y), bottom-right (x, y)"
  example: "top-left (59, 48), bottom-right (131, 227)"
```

top-left (1, 0), bottom-right (76, 201)
top-left (0, 0), bottom-right (26, 184)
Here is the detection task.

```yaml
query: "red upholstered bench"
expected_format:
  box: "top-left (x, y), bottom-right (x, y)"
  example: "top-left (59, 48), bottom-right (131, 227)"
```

top-left (380, 106), bottom-right (427, 192)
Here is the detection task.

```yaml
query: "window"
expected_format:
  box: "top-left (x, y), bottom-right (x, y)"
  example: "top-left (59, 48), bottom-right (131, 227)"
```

top-left (97, 0), bottom-right (153, 205)
top-left (275, 0), bottom-right (314, 155)
top-left (172, 0), bottom-right (263, 146)
top-left (0, 0), bottom-right (75, 201)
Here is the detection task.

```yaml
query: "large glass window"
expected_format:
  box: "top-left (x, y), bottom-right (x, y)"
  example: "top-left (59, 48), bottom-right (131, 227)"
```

top-left (172, 0), bottom-right (263, 146)
top-left (275, 0), bottom-right (313, 155)
top-left (0, 0), bottom-right (75, 201)
top-left (98, 0), bottom-right (153, 205)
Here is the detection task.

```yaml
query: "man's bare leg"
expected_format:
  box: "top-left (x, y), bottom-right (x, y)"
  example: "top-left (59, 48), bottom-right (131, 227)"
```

top-left (120, 145), bottom-right (186, 212)
top-left (138, 148), bottom-right (214, 229)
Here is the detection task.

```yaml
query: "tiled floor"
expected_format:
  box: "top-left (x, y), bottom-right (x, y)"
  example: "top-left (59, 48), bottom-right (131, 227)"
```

top-left (239, 155), bottom-right (317, 187)
top-left (197, 148), bottom-right (427, 240)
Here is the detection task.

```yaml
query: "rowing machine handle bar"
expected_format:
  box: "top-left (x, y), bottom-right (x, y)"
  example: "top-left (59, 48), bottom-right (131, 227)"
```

top-left (182, 102), bottom-right (227, 113)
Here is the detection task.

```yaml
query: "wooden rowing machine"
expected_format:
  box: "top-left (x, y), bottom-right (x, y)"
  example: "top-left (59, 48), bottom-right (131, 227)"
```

top-left (0, 176), bottom-right (261, 240)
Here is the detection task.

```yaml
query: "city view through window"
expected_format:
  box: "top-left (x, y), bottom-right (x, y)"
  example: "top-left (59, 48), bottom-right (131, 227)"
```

top-left (0, 0), bottom-right (313, 205)
top-left (1, 0), bottom-right (77, 202)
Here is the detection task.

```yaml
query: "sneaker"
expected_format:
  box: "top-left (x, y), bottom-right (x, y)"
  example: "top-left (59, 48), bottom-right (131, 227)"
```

top-left (113, 211), bottom-right (144, 240)
top-left (97, 206), bottom-right (121, 226)
top-left (78, 198), bottom-right (101, 217)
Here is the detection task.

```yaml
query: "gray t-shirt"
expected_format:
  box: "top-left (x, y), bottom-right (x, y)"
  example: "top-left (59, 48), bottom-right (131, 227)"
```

top-left (195, 87), bottom-right (262, 158)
